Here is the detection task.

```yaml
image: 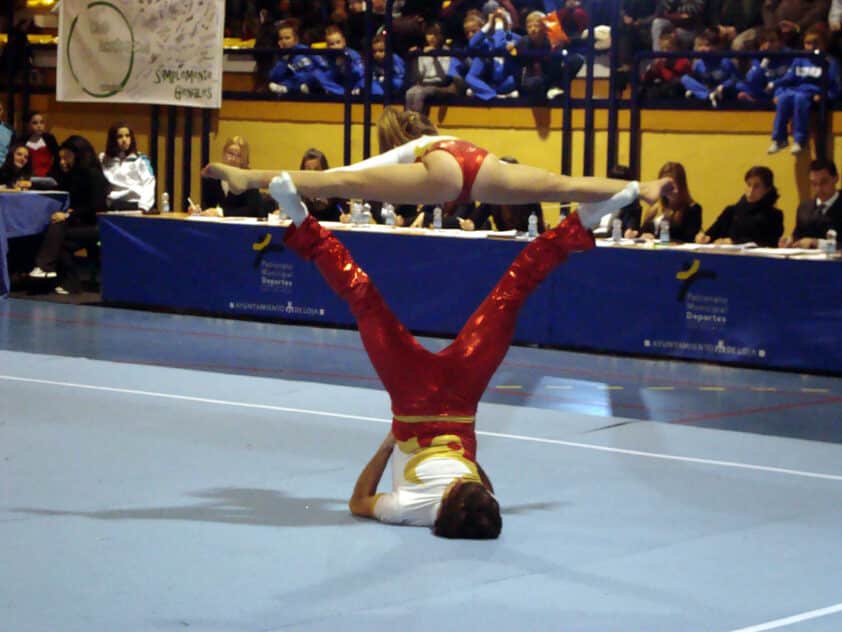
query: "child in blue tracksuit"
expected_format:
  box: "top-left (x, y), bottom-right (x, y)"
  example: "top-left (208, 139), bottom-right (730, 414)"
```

top-left (681, 28), bottom-right (738, 108)
top-left (369, 32), bottom-right (405, 97)
top-left (768, 28), bottom-right (841, 155)
top-left (736, 28), bottom-right (790, 103)
top-left (312, 25), bottom-right (364, 96)
top-left (465, 9), bottom-right (521, 100)
top-left (446, 12), bottom-right (485, 95)
top-left (267, 20), bottom-right (318, 95)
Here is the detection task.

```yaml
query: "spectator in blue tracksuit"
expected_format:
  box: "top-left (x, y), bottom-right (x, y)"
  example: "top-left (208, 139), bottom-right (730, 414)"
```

top-left (681, 28), bottom-right (738, 107)
top-left (768, 27), bottom-right (841, 155)
top-left (369, 32), bottom-right (406, 97)
top-left (312, 25), bottom-right (364, 96)
top-left (445, 11), bottom-right (485, 95)
top-left (267, 20), bottom-right (319, 96)
top-left (736, 28), bottom-right (790, 103)
top-left (464, 8), bottom-right (522, 100)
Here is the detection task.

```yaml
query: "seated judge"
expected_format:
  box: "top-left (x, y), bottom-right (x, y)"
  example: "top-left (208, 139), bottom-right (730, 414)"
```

top-left (779, 159), bottom-right (842, 249)
top-left (191, 136), bottom-right (264, 217)
top-left (695, 166), bottom-right (783, 247)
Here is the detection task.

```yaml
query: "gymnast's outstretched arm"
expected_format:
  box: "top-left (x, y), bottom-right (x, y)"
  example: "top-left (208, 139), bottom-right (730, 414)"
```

top-left (348, 432), bottom-right (396, 518)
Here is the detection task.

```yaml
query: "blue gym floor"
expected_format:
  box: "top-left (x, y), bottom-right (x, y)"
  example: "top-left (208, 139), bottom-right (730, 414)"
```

top-left (2, 297), bottom-right (841, 631)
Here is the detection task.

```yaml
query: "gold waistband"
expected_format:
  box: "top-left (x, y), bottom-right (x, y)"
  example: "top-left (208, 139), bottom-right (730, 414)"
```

top-left (393, 414), bottom-right (475, 424)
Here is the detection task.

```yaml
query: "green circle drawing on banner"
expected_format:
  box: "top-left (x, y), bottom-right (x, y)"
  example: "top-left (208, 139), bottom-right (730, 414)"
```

top-left (66, 1), bottom-right (134, 98)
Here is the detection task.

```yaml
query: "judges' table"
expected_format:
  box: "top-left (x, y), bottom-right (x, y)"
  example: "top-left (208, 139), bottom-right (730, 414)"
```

top-left (99, 215), bottom-right (842, 374)
top-left (0, 190), bottom-right (70, 296)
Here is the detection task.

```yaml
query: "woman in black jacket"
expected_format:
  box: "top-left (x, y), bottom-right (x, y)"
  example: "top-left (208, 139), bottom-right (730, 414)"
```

top-left (29, 135), bottom-right (110, 294)
top-left (695, 166), bottom-right (784, 247)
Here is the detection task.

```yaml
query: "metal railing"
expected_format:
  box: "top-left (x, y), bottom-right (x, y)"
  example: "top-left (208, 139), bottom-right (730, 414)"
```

top-left (4, 0), bottom-right (837, 206)
top-left (628, 49), bottom-right (832, 176)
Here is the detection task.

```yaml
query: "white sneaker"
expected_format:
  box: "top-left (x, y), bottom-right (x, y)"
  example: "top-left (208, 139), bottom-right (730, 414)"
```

top-left (497, 89), bottom-right (519, 99)
top-left (546, 87), bottom-right (565, 100)
top-left (708, 91), bottom-right (719, 108)
top-left (54, 286), bottom-right (70, 295)
top-left (299, 83), bottom-right (309, 94)
top-left (29, 267), bottom-right (57, 279)
top-left (269, 172), bottom-right (308, 225)
top-left (790, 142), bottom-right (803, 155)
top-left (767, 140), bottom-right (787, 154)
top-left (268, 82), bottom-right (288, 94)
top-left (685, 90), bottom-right (693, 99)
top-left (465, 87), bottom-right (475, 97)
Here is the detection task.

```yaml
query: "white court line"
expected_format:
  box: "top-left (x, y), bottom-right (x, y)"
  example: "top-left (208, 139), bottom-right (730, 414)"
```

top-left (730, 602), bottom-right (842, 631)
top-left (3, 374), bottom-right (842, 483)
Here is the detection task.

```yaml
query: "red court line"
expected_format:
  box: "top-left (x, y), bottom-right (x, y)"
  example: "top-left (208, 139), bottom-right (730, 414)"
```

top-left (121, 359), bottom-right (676, 414)
top-left (500, 358), bottom-right (831, 397)
top-left (669, 395), bottom-right (842, 425)
top-left (125, 358), bottom-right (381, 383)
top-left (494, 386), bottom-right (690, 415)
top-left (6, 310), bottom-right (836, 397)
top-left (6, 311), bottom-right (363, 351)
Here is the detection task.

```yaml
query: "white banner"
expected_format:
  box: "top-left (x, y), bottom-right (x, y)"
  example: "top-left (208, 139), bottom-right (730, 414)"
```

top-left (57, 0), bottom-right (225, 108)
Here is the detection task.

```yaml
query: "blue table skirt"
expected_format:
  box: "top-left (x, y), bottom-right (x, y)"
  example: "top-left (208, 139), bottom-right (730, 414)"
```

top-left (99, 215), bottom-right (842, 374)
top-left (0, 191), bottom-right (69, 296)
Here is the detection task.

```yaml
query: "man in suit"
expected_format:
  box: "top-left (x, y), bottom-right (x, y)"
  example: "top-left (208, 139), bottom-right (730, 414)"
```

top-left (780, 158), bottom-right (842, 248)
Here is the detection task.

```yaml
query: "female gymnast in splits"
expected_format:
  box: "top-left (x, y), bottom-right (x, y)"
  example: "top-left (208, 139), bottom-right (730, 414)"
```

top-left (204, 108), bottom-right (673, 539)
top-left (202, 107), bottom-right (669, 217)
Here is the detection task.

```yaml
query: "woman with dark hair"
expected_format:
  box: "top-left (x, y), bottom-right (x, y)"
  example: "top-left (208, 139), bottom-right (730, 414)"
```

top-left (695, 166), bottom-right (784, 247)
top-left (0, 142), bottom-right (33, 189)
top-left (632, 161), bottom-right (702, 243)
top-left (299, 148), bottom-right (344, 222)
top-left (100, 122), bottom-right (156, 212)
top-left (29, 135), bottom-right (110, 294)
top-left (299, 147), bottom-right (329, 171)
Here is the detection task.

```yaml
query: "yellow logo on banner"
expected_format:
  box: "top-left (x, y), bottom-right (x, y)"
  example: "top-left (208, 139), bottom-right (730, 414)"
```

top-left (675, 258), bottom-right (716, 301)
top-left (252, 233), bottom-right (272, 251)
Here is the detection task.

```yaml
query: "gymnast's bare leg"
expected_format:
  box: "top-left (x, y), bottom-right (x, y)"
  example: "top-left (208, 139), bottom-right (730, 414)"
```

top-left (201, 152), bottom-right (669, 210)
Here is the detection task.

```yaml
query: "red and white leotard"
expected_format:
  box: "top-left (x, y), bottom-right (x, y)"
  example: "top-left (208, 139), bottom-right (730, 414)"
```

top-left (328, 135), bottom-right (489, 204)
top-left (283, 213), bottom-right (595, 526)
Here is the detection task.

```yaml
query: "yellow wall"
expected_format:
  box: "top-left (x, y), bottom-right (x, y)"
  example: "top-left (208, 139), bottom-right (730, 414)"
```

top-left (8, 92), bottom-right (840, 233)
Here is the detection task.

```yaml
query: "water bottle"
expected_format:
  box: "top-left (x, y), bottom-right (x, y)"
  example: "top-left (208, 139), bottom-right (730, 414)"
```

top-left (382, 202), bottom-right (395, 227)
top-left (611, 217), bottom-right (622, 242)
top-left (161, 191), bottom-right (170, 213)
top-left (361, 202), bottom-right (372, 226)
top-left (825, 228), bottom-right (837, 256)
top-left (659, 218), bottom-right (670, 244)
top-left (433, 206), bottom-right (443, 230)
top-left (350, 201), bottom-right (362, 225)
top-left (527, 211), bottom-right (538, 240)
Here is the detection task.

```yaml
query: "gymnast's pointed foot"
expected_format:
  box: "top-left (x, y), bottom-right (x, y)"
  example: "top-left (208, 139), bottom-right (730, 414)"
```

top-left (269, 171), bottom-right (309, 226)
top-left (639, 177), bottom-right (674, 206)
top-left (200, 163), bottom-right (255, 194)
top-left (576, 176), bottom-right (675, 229)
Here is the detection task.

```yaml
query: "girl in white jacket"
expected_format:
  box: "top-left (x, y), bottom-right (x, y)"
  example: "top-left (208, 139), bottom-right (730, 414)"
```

top-left (100, 122), bottom-right (156, 212)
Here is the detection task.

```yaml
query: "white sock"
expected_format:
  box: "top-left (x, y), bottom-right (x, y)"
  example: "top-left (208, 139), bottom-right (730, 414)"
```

top-left (576, 181), bottom-right (639, 229)
top-left (269, 172), bottom-right (309, 226)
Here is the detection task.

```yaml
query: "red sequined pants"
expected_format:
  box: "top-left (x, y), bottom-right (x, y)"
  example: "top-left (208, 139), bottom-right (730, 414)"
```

top-left (284, 215), bottom-right (594, 460)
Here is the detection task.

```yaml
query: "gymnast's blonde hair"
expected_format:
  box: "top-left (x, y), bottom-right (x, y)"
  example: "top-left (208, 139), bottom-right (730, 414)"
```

top-left (377, 107), bottom-right (438, 153)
